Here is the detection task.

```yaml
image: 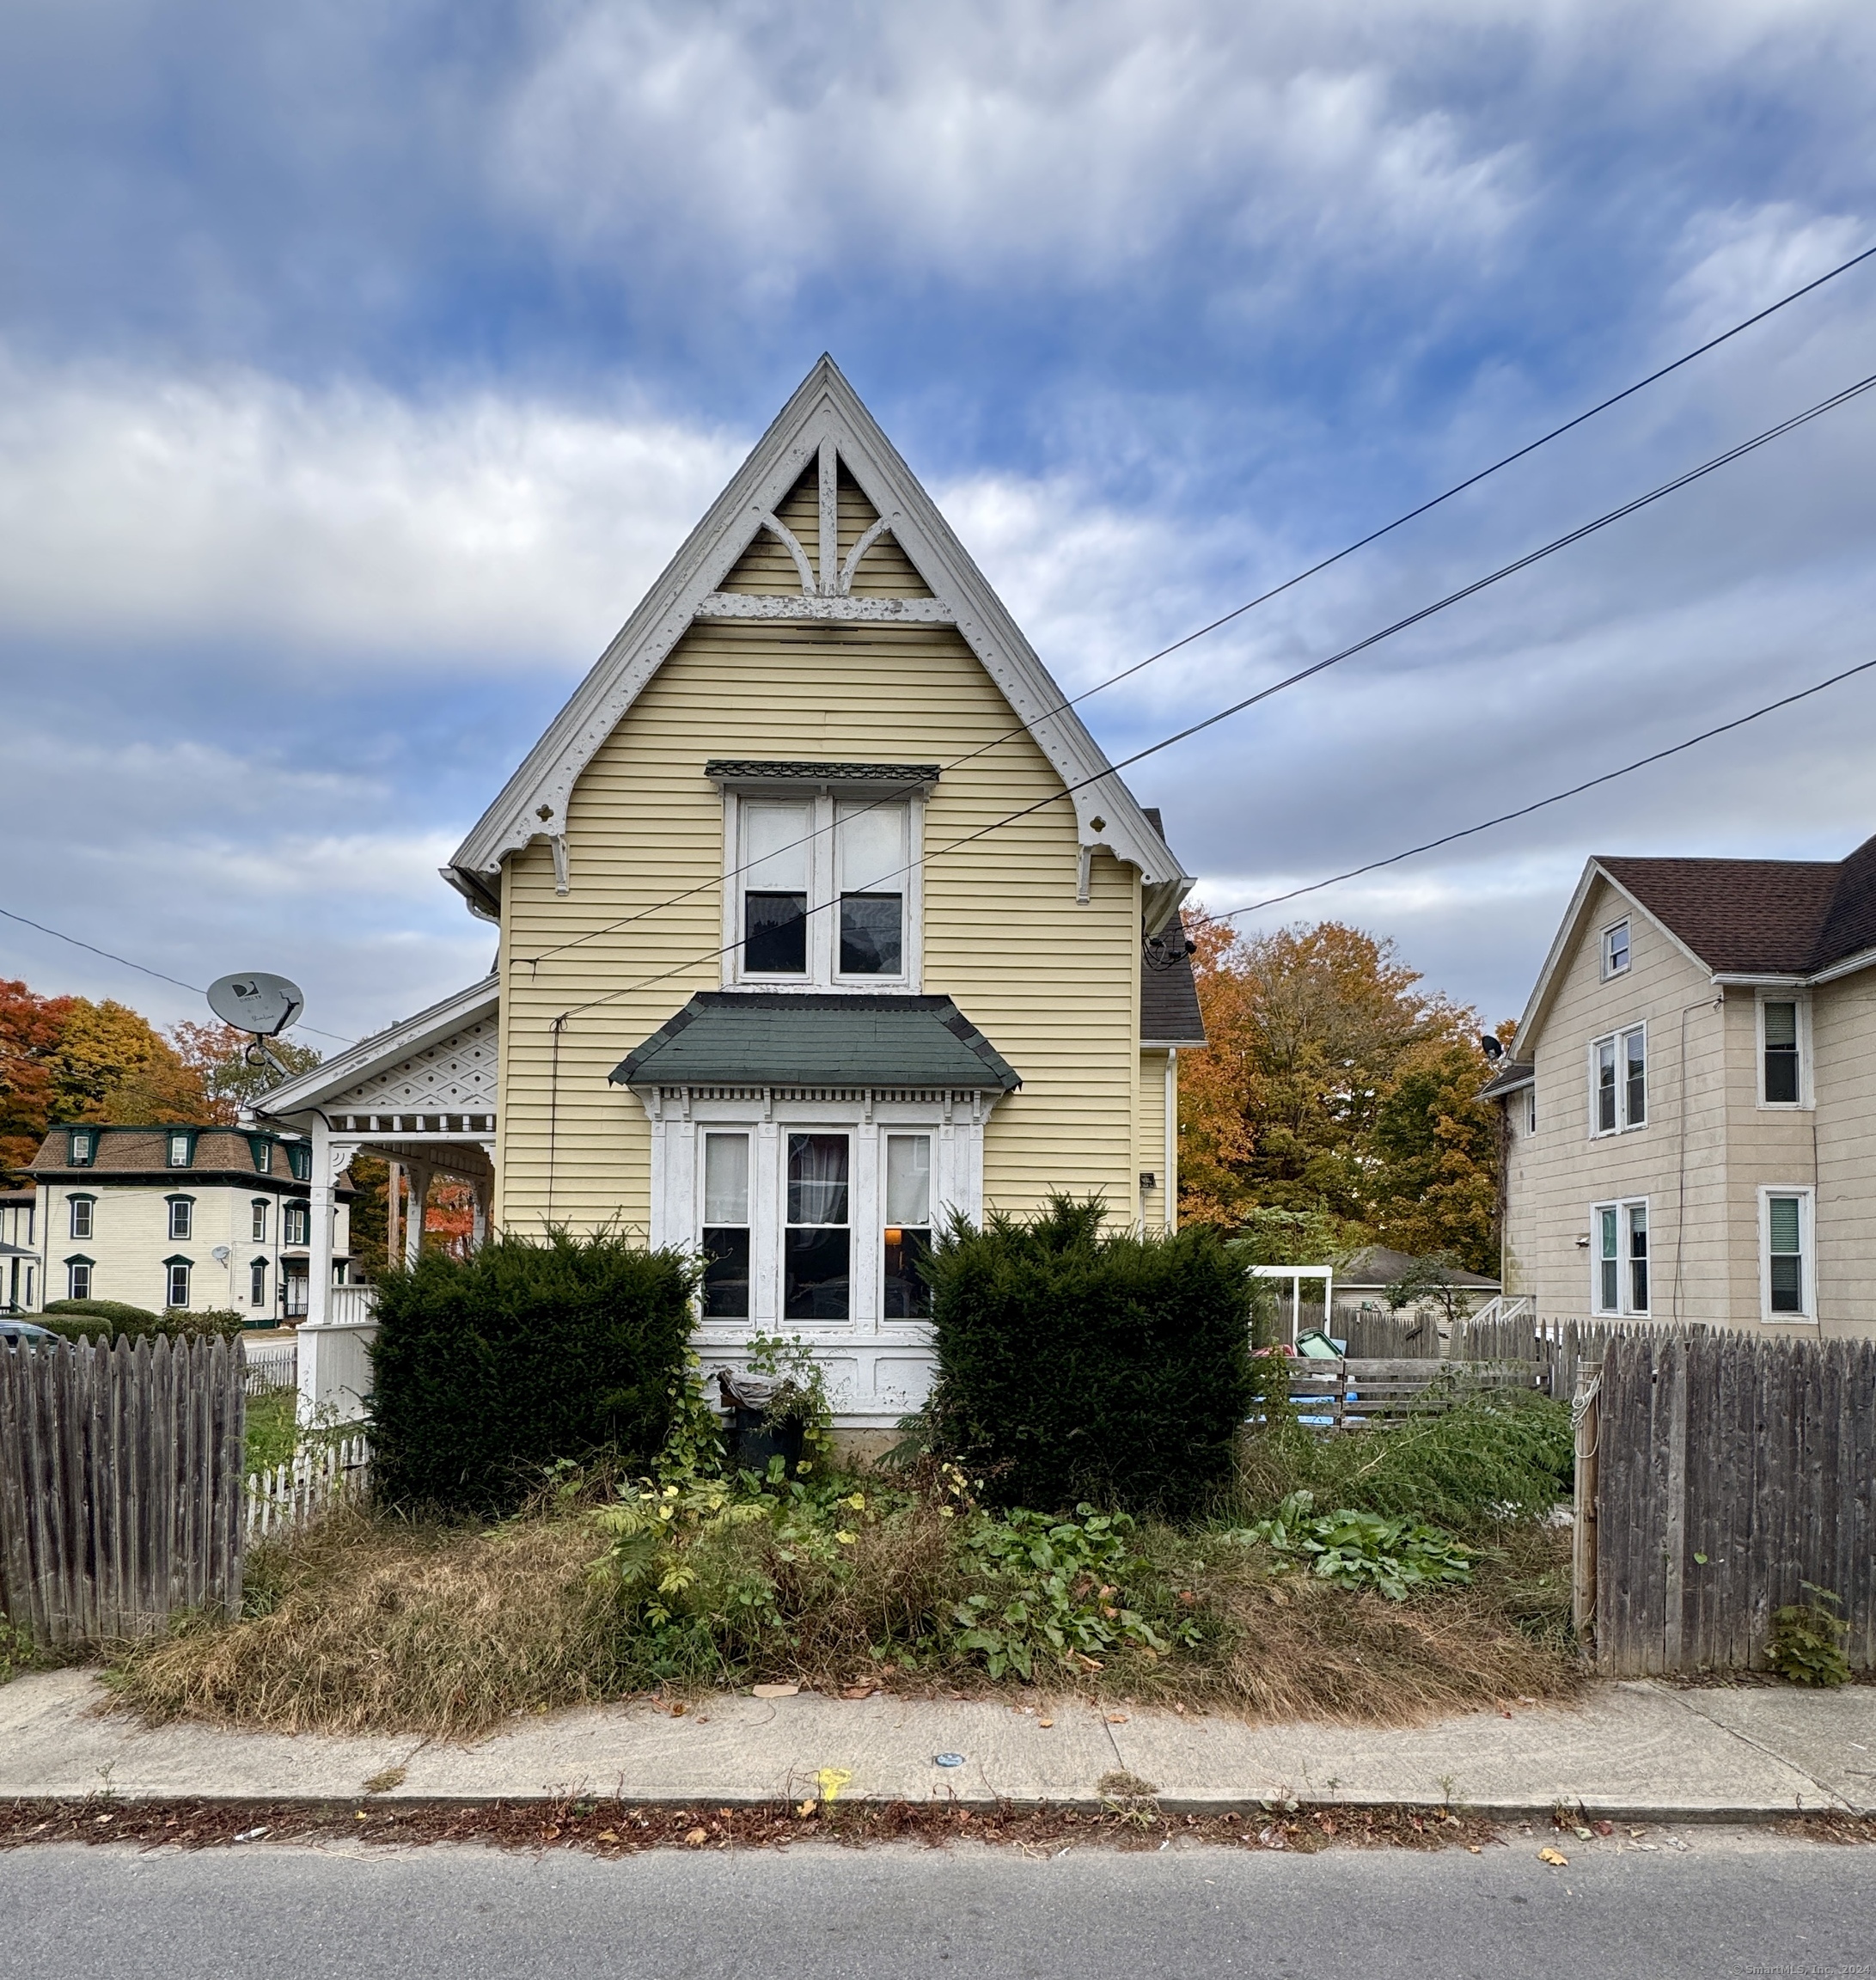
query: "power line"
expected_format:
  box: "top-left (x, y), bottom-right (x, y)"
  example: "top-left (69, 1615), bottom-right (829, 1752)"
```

top-left (0, 903), bottom-right (353, 1047)
top-left (516, 238), bottom-right (1876, 971)
top-left (550, 366), bottom-right (1876, 1025)
top-left (1187, 655), bottom-right (1876, 930)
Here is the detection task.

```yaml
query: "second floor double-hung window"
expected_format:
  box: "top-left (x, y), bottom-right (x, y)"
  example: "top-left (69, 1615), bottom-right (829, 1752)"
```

top-left (733, 795), bottom-right (914, 987)
top-left (1592, 1026), bottom-right (1646, 1134)
top-left (1761, 999), bottom-right (1805, 1106)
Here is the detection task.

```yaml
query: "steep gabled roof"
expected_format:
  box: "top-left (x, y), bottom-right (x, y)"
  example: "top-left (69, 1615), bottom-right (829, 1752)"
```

top-left (444, 356), bottom-right (1192, 933)
top-left (256, 976), bottom-right (499, 1117)
top-left (1514, 829), bottom-right (1876, 1052)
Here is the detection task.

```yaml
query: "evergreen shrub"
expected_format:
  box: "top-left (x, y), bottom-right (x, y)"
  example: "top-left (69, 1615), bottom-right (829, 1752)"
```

top-left (926, 1196), bottom-right (1262, 1518)
top-left (40, 1299), bottom-right (245, 1344)
top-left (369, 1230), bottom-right (698, 1517)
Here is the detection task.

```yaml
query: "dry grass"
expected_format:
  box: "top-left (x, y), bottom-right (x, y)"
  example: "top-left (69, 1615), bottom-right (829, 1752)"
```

top-left (113, 1507), bottom-right (625, 1739)
top-left (110, 1497), bottom-right (1579, 1739)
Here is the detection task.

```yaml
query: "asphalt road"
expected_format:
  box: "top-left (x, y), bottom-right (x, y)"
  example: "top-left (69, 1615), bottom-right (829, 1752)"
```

top-left (3, 1832), bottom-right (1872, 1979)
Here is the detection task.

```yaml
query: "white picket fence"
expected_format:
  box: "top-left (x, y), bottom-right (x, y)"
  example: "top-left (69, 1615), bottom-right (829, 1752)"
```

top-left (241, 1345), bottom-right (297, 1397)
top-left (244, 1434), bottom-right (371, 1543)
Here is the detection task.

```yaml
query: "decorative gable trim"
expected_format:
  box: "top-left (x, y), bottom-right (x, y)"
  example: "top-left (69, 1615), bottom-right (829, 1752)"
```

top-left (258, 977), bottom-right (500, 1120)
top-left (443, 356), bottom-right (1193, 933)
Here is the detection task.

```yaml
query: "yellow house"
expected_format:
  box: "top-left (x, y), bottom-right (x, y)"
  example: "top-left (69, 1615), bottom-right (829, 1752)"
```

top-left (266, 359), bottom-right (1204, 1425)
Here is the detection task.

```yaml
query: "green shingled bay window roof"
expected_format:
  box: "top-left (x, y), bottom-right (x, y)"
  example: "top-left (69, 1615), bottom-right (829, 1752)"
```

top-left (609, 993), bottom-right (1020, 1092)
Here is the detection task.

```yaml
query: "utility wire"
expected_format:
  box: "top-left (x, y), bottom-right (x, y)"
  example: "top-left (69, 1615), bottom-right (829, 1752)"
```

top-left (0, 903), bottom-right (353, 1047)
top-left (549, 366), bottom-right (1876, 1025)
top-left (515, 238), bottom-right (1876, 971)
top-left (1187, 655), bottom-right (1876, 928)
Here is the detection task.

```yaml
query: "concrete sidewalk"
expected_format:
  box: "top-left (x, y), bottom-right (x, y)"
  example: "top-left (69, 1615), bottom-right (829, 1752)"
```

top-left (2, 1671), bottom-right (1871, 1822)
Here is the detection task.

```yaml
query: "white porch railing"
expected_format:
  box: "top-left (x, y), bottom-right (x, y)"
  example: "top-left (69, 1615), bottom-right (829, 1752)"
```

top-left (246, 1433), bottom-right (372, 1543)
top-left (1465, 1294), bottom-right (1535, 1329)
top-left (326, 1282), bottom-right (380, 1325)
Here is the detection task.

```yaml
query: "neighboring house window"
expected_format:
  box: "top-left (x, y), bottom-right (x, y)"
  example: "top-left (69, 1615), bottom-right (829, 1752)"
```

top-left (168, 1196), bottom-right (193, 1240)
top-left (252, 1199), bottom-right (269, 1241)
top-left (250, 1258), bottom-right (268, 1307)
top-left (785, 1134), bottom-right (850, 1320)
top-left (1592, 1199), bottom-right (1650, 1315)
top-left (69, 1195), bottom-right (95, 1240)
top-left (728, 793), bottom-right (918, 989)
top-left (882, 1134), bottom-right (932, 1319)
top-left (700, 1133), bottom-right (751, 1318)
top-left (286, 1143), bottom-right (311, 1182)
top-left (167, 1260), bottom-right (190, 1308)
top-left (69, 1129), bottom-right (95, 1165)
top-left (250, 1137), bottom-right (273, 1173)
top-left (1760, 999), bottom-right (1804, 1106)
top-left (1601, 920), bottom-right (1631, 979)
top-left (284, 1201), bottom-right (310, 1246)
top-left (1524, 1088), bottom-right (1537, 1135)
top-left (168, 1132), bottom-right (192, 1168)
top-left (67, 1258), bottom-right (92, 1300)
top-left (1591, 1026), bottom-right (1647, 1134)
top-left (1761, 1189), bottom-right (1814, 1321)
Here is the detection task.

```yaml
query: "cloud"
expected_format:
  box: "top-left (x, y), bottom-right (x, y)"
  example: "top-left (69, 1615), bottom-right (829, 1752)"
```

top-left (0, 353), bottom-right (745, 663)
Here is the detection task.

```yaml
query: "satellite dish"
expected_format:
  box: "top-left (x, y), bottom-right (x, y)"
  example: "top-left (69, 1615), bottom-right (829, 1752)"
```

top-left (207, 972), bottom-right (305, 1039)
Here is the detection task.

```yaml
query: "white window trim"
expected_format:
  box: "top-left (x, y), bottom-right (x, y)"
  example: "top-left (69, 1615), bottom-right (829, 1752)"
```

top-left (1587, 1021), bottom-right (1648, 1138)
top-left (1757, 1185), bottom-right (1818, 1324)
top-left (719, 790), bottom-right (925, 993)
top-left (1590, 1196), bottom-right (1652, 1317)
top-left (1600, 918), bottom-right (1632, 981)
top-left (67, 1259), bottom-right (92, 1301)
top-left (1755, 991), bottom-right (1812, 1111)
top-left (166, 1261), bottom-right (191, 1308)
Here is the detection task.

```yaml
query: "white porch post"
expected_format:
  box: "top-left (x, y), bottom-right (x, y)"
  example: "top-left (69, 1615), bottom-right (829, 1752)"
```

top-left (404, 1163), bottom-right (429, 1268)
top-left (306, 1118), bottom-right (333, 1329)
top-left (470, 1176), bottom-right (489, 1251)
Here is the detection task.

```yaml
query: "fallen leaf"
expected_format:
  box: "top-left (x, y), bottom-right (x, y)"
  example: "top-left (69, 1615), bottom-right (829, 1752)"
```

top-left (685, 1826), bottom-right (710, 1845)
top-left (1037, 1719), bottom-right (1054, 1729)
top-left (1538, 1847), bottom-right (1568, 1867)
top-left (1593, 1821), bottom-right (1615, 1836)
top-left (669, 1702), bottom-right (686, 1717)
top-left (1106, 1714), bottom-right (1129, 1725)
top-left (1468, 1844), bottom-right (1482, 1855)
top-left (840, 1686), bottom-right (875, 1701)
top-left (796, 1800), bottom-right (818, 1818)
top-left (752, 1683), bottom-right (800, 1699)
top-left (596, 1831), bottom-right (619, 1844)
top-left (541, 1825), bottom-right (561, 1842)
top-left (1573, 1826), bottom-right (1592, 1840)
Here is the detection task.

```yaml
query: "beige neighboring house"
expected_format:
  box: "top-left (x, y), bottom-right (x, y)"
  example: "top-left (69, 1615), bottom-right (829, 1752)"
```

top-left (1, 1189), bottom-right (37, 1313)
top-left (18, 1124), bottom-right (355, 1322)
top-left (1486, 832), bottom-right (1876, 1335)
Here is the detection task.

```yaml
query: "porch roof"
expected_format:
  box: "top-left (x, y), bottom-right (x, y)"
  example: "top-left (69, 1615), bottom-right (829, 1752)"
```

top-left (608, 992), bottom-right (1021, 1092)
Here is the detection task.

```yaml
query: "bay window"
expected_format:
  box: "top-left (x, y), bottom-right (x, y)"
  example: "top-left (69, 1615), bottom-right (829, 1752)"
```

top-left (701, 1133), bottom-right (751, 1318)
top-left (785, 1134), bottom-right (851, 1320)
top-left (882, 1134), bottom-right (932, 1318)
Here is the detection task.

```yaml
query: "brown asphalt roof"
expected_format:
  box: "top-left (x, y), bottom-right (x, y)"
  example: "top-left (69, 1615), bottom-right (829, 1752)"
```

top-left (21, 1126), bottom-right (344, 1191)
top-left (1600, 830), bottom-right (1876, 976)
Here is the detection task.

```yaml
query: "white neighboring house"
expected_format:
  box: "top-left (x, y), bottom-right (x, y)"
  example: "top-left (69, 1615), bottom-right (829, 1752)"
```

top-left (1, 1189), bottom-right (37, 1314)
top-left (1487, 832), bottom-right (1876, 1335)
top-left (18, 1124), bottom-right (355, 1323)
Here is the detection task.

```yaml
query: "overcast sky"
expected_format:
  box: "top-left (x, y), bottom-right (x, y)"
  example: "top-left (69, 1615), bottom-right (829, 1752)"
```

top-left (3, 0), bottom-right (1873, 1048)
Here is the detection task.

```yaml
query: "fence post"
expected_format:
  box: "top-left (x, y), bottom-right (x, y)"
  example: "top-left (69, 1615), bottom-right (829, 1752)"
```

top-left (1572, 1353), bottom-right (1601, 1648)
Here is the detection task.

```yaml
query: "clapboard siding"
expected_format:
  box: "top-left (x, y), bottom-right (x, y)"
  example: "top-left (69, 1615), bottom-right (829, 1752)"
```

top-left (1812, 978), bottom-right (1876, 1329)
top-left (495, 612), bottom-right (1144, 1231)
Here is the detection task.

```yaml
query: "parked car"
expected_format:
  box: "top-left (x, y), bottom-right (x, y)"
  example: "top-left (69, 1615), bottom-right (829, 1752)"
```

top-left (0, 1319), bottom-right (57, 1350)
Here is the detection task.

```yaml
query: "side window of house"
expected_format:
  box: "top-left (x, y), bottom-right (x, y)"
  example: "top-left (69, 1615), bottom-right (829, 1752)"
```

top-left (168, 1132), bottom-right (192, 1169)
top-left (1524, 1087), bottom-right (1537, 1135)
top-left (740, 800), bottom-right (811, 975)
top-left (1601, 920), bottom-right (1630, 978)
top-left (700, 1133), bottom-right (751, 1318)
top-left (250, 1258), bottom-right (269, 1307)
top-left (785, 1134), bottom-right (850, 1320)
top-left (70, 1195), bottom-right (95, 1240)
top-left (284, 1201), bottom-right (309, 1246)
top-left (252, 1199), bottom-right (269, 1242)
top-left (883, 1134), bottom-right (932, 1318)
top-left (1762, 1000), bottom-right (1801, 1105)
top-left (168, 1197), bottom-right (193, 1240)
top-left (1592, 1026), bottom-right (1646, 1134)
top-left (835, 802), bottom-right (907, 979)
top-left (68, 1259), bottom-right (92, 1300)
top-left (1593, 1199), bottom-right (1649, 1316)
top-left (1763, 1190), bottom-right (1812, 1319)
top-left (287, 1143), bottom-right (311, 1182)
top-left (70, 1129), bottom-right (95, 1166)
top-left (167, 1260), bottom-right (190, 1308)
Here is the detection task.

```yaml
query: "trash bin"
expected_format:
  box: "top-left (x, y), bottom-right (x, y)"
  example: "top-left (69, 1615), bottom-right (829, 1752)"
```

top-left (717, 1369), bottom-right (806, 1476)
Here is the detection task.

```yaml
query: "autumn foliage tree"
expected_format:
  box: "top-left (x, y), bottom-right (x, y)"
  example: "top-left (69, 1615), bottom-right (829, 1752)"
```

top-left (1176, 920), bottom-right (1505, 1274)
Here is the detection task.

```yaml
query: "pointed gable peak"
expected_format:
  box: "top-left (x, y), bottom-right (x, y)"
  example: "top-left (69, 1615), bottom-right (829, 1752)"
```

top-left (446, 359), bottom-right (1192, 930)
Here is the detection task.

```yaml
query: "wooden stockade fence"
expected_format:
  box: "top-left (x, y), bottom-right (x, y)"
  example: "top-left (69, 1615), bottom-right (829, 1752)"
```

top-left (0, 1335), bottom-right (245, 1647)
top-left (247, 1434), bottom-right (371, 1543)
top-left (1286, 1357), bottom-right (1541, 1427)
top-left (1335, 1310), bottom-right (1442, 1360)
top-left (1579, 1332), bottom-right (1876, 1677)
top-left (1447, 1314), bottom-right (1676, 1400)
